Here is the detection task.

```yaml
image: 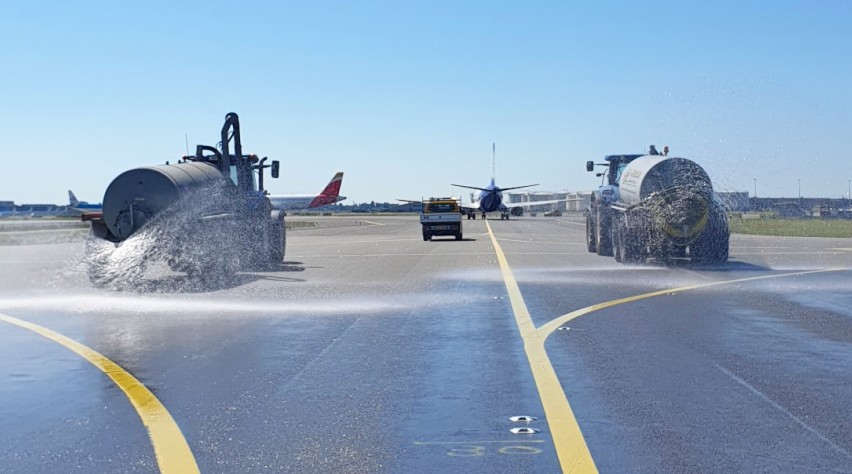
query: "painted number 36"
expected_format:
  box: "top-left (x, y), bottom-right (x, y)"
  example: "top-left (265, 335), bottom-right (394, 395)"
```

top-left (447, 445), bottom-right (542, 457)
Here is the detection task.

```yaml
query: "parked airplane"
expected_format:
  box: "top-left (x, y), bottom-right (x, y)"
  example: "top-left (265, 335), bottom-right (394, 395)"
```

top-left (68, 190), bottom-right (102, 212)
top-left (268, 172), bottom-right (346, 211)
top-left (452, 144), bottom-right (577, 220)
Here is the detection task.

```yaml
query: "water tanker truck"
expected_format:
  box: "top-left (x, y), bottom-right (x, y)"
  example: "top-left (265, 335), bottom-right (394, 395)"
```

top-left (585, 150), bottom-right (729, 263)
top-left (84, 112), bottom-right (286, 282)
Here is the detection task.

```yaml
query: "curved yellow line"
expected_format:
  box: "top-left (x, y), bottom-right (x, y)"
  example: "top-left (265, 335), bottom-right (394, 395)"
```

top-left (487, 218), bottom-right (850, 473)
top-left (0, 313), bottom-right (199, 474)
top-left (486, 222), bottom-right (598, 473)
top-left (536, 268), bottom-right (849, 338)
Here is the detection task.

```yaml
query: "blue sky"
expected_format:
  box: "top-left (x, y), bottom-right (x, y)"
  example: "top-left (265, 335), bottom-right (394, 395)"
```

top-left (2, 1), bottom-right (851, 204)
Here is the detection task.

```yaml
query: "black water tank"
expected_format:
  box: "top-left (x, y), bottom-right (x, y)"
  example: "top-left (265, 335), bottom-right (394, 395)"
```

top-left (102, 162), bottom-right (224, 240)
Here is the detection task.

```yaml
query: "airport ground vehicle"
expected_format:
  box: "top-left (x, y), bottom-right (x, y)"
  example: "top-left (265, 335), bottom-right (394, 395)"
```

top-left (420, 197), bottom-right (463, 241)
top-left (84, 112), bottom-right (285, 280)
top-left (585, 151), bottom-right (729, 263)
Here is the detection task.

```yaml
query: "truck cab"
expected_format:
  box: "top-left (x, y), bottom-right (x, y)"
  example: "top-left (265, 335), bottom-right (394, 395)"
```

top-left (585, 154), bottom-right (642, 255)
top-left (420, 197), bottom-right (463, 241)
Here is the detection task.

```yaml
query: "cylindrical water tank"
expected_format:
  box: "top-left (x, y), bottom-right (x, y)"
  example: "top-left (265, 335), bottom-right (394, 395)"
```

top-left (618, 156), bottom-right (713, 206)
top-left (618, 156), bottom-right (715, 241)
top-left (102, 162), bottom-right (224, 240)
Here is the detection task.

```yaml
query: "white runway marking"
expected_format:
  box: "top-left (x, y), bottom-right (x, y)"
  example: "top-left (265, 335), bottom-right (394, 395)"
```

top-left (714, 363), bottom-right (852, 460)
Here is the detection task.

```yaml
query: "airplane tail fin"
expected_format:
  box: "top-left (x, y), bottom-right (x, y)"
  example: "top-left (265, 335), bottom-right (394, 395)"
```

top-left (491, 142), bottom-right (496, 185)
top-left (68, 190), bottom-right (79, 206)
top-left (308, 172), bottom-right (344, 208)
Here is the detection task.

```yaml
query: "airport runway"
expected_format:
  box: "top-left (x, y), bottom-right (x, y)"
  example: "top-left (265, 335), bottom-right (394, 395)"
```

top-left (1, 215), bottom-right (851, 473)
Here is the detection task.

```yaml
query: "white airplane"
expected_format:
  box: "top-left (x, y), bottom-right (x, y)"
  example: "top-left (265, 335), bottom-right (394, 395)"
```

top-left (268, 172), bottom-right (346, 211)
top-left (452, 144), bottom-right (579, 219)
top-left (68, 190), bottom-right (102, 212)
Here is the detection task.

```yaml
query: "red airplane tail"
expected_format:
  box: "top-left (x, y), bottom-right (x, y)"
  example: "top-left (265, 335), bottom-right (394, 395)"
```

top-left (308, 172), bottom-right (344, 208)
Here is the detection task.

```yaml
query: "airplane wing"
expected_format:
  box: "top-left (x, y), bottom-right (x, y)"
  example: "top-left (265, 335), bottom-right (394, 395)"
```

top-left (502, 197), bottom-right (586, 209)
top-left (498, 184), bottom-right (539, 192)
top-left (451, 184), bottom-right (490, 192)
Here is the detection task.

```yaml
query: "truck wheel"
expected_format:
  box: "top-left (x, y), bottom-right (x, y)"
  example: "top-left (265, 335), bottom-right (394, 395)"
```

top-left (595, 208), bottom-right (613, 256)
top-left (623, 232), bottom-right (646, 263)
top-left (612, 225), bottom-right (622, 263)
top-left (455, 233), bottom-right (462, 240)
top-left (270, 220), bottom-right (285, 263)
top-left (615, 223), bottom-right (645, 264)
top-left (690, 212), bottom-right (729, 264)
top-left (423, 232), bottom-right (431, 241)
top-left (585, 214), bottom-right (597, 253)
top-left (691, 231), bottom-right (729, 263)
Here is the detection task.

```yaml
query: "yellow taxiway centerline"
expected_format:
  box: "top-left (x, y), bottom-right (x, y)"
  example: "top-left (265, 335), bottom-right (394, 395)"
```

top-left (486, 221), bottom-right (598, 473)
top-left (536, 268), bottom-right (849, 338)
top-left (0, 313), bottom-right (199, 474)
top-left (487, 217), bottom-right (851, 473)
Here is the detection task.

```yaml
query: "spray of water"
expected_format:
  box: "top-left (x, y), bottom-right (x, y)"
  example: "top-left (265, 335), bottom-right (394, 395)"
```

top-left (84, 184), bottom-right (282, 292)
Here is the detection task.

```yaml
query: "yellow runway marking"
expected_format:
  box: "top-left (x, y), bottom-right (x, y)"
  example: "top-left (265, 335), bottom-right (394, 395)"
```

top-left (0, 313), bottom-right (199, 474)
top-left (487, 218), bottom-right (852, 473)
top-left (537, 268), bottom-right (850, 337)
top-left (486, 222), bottom-right (597, 473)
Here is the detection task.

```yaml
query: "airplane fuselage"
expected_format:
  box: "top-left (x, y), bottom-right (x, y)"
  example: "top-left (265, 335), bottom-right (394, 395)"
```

top-left (71, 203), bottom-right (102, 212)
top-left (267, 172), bottom-right (345, 211)
top-left (268, 194), bottom-right (346, 211)
top-left (474, 187), bottom-right (505, 212)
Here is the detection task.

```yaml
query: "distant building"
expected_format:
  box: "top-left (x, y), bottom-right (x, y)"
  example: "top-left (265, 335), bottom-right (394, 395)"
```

top-left (716, 192), bottom-right (750, 212)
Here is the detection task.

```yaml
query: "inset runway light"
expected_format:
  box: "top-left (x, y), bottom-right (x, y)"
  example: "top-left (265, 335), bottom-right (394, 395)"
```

top-left (557, 326), bottom-right (572, 331)
top-left (509, 415), bottom-right (537, 423)
top-left (510, 427), bottom-right (540, 435)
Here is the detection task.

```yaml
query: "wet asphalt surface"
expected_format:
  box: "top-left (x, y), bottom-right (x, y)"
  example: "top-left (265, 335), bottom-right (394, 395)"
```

top-left (0, 216), bottom-right (851, 473)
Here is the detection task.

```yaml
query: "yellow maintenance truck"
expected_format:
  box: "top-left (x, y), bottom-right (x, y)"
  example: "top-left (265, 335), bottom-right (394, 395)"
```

top-left (420, 197), bottom-right (463, 241)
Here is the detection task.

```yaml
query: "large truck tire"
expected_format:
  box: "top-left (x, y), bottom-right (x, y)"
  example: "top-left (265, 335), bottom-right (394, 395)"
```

top-left (690, 211), bottom-right (729, 264)
top-left (270, 222), bottom-right (285, 263)
top-left (622, 231), bottom-right (646, 264)
top-left (585, 214), bottom-right (597, 253)
top-left (612, 225), bottom-right (622, 263)
top-left (269, 211), bottom-right (286, 264)
top-left (613, 221), bottom-right (645, 264)
top-left (690, 230), bottom-right (729, 263)
top-left (595, 207), bottom-right (613, 256)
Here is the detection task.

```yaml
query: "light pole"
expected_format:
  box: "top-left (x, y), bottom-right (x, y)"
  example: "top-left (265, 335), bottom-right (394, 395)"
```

top-left (798, 179), bottom-right (801, 199)
top-left (753, 178), bottom-right (758, 211)
top-left (848, 179), bottom-right (851, 200)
